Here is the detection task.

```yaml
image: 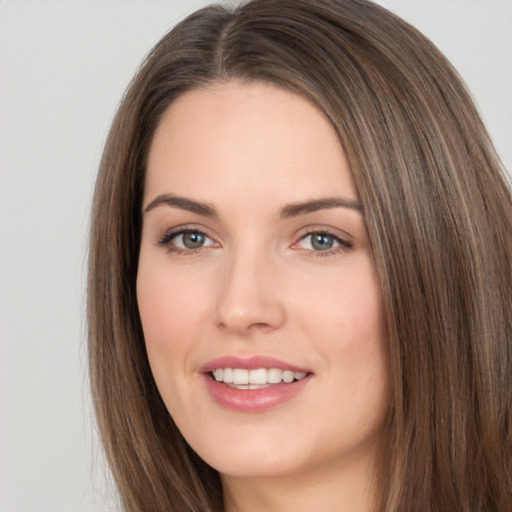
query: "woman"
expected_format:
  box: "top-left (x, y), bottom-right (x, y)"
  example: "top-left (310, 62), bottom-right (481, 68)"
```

top-left (87, 0), bottom-right (512, 510)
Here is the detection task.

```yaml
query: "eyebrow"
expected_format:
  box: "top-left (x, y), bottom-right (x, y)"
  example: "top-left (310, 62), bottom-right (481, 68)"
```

top-left (144, 194), bottom-right (218, 217)
top-left (143, 194), bottom-right (363, 218)
top-left (279, 197), bottom-right (363, 218)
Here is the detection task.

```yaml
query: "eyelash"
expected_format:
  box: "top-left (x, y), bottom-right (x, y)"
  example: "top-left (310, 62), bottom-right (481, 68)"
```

top-left (157, 227), bottom-right (216, 255)
top-left (296, 231), bottom-right (353, 258)
top-left (156, 228), bottom-right (353, 257)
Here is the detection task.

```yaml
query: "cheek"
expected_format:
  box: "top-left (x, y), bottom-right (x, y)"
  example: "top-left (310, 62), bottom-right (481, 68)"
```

top-left (137, 257), bottom-right (206, 340)
top-left (298, 257), bottom-right (384, 344)
top-left (303, 258), bottom-right (388, 399)
top-left (137, 269), bottom-right (173, 348)
top-left (136, 255), bottom-right (208, 389)
top-left (136, 260), bottom-right (208, 420)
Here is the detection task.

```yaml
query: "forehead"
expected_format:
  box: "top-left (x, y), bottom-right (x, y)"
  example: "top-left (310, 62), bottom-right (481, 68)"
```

top-left (145, 81), bottom-right (357, 207)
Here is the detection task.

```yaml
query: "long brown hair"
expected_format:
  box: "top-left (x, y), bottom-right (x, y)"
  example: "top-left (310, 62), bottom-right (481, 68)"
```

top-left (88, 1), bottom-right (512, 510)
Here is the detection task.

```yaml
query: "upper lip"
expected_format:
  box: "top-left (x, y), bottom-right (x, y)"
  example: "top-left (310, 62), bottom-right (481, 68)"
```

top-left (199, 355), bottom-right (311, 374)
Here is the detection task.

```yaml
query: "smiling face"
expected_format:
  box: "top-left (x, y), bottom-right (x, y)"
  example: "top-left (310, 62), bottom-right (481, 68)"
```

top-left (137, 82), bottom-right (389, 494)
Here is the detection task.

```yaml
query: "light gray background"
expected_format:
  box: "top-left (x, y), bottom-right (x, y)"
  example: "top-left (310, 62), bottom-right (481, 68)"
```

top-left (1, 1), bottom-right (510, 511)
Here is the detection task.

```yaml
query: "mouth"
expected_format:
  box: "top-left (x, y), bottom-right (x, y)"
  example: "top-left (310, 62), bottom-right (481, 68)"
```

top-left (210, 368), bottom-right (308, 389)
top-left (200, 356), bottom-right (313, 412)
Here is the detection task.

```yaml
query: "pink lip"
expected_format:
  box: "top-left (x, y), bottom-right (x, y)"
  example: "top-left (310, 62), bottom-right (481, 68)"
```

top-left (199, 355), bottom-right (313, 413)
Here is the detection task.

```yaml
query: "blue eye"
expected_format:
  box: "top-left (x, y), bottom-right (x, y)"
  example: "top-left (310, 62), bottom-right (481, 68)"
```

top-left (296, 231), bottom-right (352, 254)
top-left (309, 233), bottom-right (337, 251)
top-left (177, 231), bottom-right (209, 249)
top-left (159, 229), bottom-right (216, 252)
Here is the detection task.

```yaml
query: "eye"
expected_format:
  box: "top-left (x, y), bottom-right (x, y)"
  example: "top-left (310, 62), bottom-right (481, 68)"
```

top-left (158, 228), bottom-right (217, 252)
top-left (174, 231), bottom-right (212, 249)
top-left (293, 230), bottom-right (353, 255)
top-left (306, 232), bottom-right (337, 251)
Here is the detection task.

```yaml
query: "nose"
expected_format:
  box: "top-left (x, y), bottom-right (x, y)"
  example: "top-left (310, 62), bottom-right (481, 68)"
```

top-left (214, 251), bottom-right (286, 336)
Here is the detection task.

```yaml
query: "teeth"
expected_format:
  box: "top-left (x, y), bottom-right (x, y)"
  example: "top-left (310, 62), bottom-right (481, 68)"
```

top-left (212, 368), bottom-right (308, 386)
top-left (249, 368), bottom-right (268, 384)
top-left (268, 368), bottom-right (282, 383)
top-left (223, 367), bottom-right (233, 383)
top-left (282, 370), bottom-right (294, 383)
top-left (233, 368), bottom-right (249, 385)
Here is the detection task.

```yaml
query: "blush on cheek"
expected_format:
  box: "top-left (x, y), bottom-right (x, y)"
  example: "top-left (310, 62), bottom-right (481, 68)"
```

top-left (137, 277), bottom-right (172, 350)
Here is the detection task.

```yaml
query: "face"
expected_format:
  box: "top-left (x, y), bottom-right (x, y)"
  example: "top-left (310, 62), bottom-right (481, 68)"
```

top-left (137, 82), bottom-right (389, 485)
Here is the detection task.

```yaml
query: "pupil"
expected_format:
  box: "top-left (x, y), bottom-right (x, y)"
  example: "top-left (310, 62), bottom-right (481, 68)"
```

top-left (183, 232), bottom-right (204, 249)
top-left (312, 233), bottom-right (333, 251)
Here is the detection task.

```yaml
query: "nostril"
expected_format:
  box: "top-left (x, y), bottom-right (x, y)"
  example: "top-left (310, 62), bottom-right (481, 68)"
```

top-left (251, 322), bottom-right (272, 330)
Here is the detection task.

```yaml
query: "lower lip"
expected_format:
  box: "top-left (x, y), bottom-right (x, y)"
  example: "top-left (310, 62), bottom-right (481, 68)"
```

top-left (202, 374), bottom-right (312, 413)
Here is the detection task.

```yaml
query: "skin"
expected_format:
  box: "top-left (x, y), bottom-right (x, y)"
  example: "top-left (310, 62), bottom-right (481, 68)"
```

top-left (137, 81), bottom-right (390, 512)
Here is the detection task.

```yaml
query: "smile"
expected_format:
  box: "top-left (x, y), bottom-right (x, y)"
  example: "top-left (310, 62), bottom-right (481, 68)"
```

top-left (200, 357), bottom-right (312, 412)
top-left (212, 368), bottom-right (308, 388)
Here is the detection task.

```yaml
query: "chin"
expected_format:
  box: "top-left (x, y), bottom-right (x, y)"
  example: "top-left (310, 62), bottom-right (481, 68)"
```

top-left (207, 452), bottom-right (305, 480)
top-left (186, 428), bottom-right (306, 479)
